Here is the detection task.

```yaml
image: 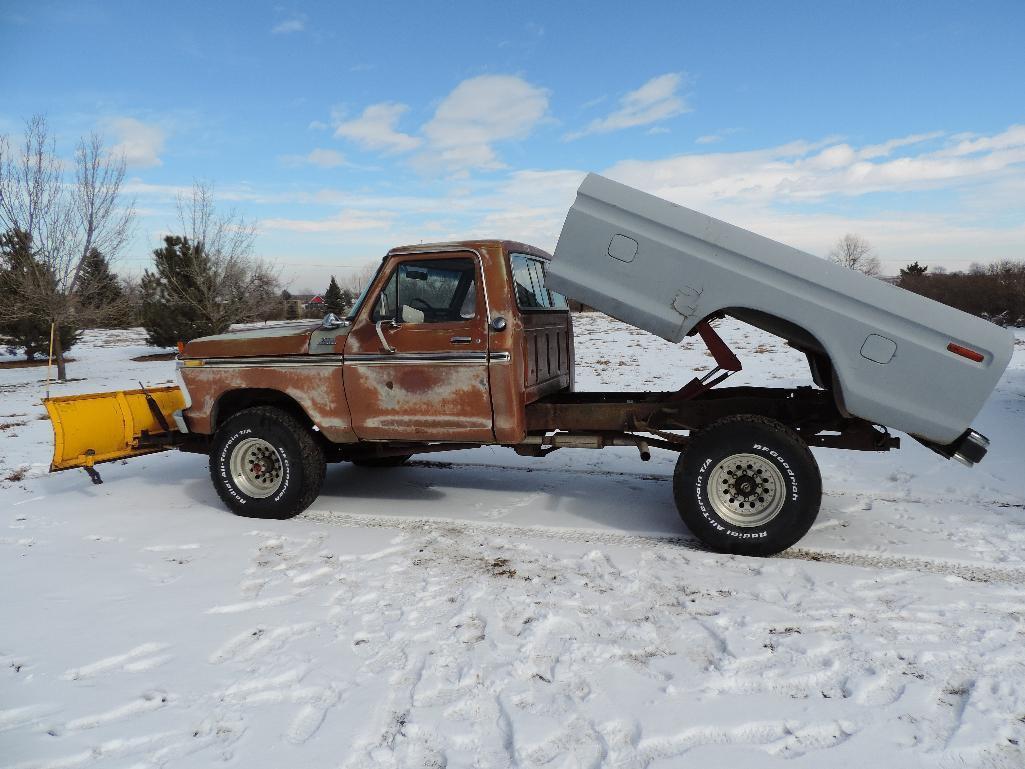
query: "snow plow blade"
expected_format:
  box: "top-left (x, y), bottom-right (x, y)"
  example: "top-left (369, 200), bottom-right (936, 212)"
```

top-left (44, 385), bottom-right (185, 477)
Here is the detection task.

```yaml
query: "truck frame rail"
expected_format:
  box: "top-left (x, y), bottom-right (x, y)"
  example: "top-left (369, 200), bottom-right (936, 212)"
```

top-left (523, 386), bottom-right (899, 453)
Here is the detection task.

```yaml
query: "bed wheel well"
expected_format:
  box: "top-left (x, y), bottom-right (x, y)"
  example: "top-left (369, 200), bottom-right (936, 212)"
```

top-left (715, 307), bottom-right (845, 409)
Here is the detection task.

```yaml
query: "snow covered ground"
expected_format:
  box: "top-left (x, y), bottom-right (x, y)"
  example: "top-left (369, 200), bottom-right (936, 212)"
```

top-left (2, 316), bottom-right (1024, 769)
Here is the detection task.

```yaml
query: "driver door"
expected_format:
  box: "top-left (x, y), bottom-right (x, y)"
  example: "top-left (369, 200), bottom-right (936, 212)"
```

top-left (342, 252), bottom-right (494, 442)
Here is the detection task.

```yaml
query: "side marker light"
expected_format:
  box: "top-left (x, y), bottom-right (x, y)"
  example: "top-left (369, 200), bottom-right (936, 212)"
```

top-left (947, 342), bottom-right (984, 362)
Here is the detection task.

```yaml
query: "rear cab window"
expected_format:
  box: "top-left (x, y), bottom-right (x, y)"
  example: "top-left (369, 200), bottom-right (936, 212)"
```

top-left (510, 253), bottom-right (568, 311)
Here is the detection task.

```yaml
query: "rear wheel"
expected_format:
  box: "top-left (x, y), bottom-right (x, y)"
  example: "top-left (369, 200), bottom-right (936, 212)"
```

top-left (210, 406), bottom-right (325, 519)
top-left (351, 454), bottom-right (413, 468)
top-left (673, 415), bottom-right (821, 556)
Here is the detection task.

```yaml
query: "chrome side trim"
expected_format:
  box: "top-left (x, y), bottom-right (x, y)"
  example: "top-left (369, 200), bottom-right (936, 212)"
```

top-left (347, 352), bottom-right (487, 362)
top-left (345, 360), bottom-right (487, 366)
top-left (189, 355), bottom-right (345, 368)
top-left (345, 351), bottom-right (509, 365)
top-left (345, 351), bottom-right (511, 365)
top-left (180, 352), bottom-right (508, 368)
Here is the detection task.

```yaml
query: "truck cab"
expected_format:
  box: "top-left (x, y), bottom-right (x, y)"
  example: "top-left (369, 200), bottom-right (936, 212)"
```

top-left (338, 241), bottom-right (573, 445)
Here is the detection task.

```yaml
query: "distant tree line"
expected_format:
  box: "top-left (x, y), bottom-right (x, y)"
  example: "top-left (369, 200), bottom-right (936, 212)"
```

top-left (829, 234), bottom-right (1023, 326)
top-left (897, 260), bottom-right (1025, 327)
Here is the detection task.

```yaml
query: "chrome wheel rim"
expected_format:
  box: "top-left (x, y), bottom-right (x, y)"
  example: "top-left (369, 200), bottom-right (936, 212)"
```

top-left (229, 438), bottom-right (284, 498)
top-left (707, 453), bottom-right (786, 527)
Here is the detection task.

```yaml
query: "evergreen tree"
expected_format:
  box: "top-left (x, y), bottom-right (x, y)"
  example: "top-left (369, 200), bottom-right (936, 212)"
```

top-left (78, 247), bottom-right (128, 327)
top-left (140, 235), bottom-right (225, 348)
top-left (339, 287), bottom-right (356, 313)
top-left (323, 275), bottom-right (345, 315)
top-left (901, 261), bottom-right (928, 276)
top-left (898, 261), bottom-right (929, 290)
top-left (0, 228), bottom-right (80, 360)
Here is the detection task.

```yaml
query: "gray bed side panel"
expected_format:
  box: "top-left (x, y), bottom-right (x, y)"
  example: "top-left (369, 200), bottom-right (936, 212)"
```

top-left (548, 174), bottom-right (1014, 444)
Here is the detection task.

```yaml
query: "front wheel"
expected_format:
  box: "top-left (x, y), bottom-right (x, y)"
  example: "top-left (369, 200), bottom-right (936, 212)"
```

top-left (673, 415), bottom-right (821, 556)
top-left (209, 406), bottom-right (325, 519)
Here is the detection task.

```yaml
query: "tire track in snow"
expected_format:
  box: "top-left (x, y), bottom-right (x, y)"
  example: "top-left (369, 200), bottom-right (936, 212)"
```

top-left (62, 643), bottom-right (172, 681)
top-left (301, 509), bottom-right (1025, 585)
top-left (781, 548), bottom-right (1025, 584)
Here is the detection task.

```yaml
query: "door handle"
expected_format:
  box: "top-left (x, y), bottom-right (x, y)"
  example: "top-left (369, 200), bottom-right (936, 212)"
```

top-left (450, 336), bottom-right (472, 345)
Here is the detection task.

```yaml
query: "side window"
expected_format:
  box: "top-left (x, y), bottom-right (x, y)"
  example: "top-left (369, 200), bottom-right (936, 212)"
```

top-left (372, 257), bottom-right (477, 324)
top-left (526, 260), bottom-right (553, 309)
top-left (511, 253), bottom-right (566, 310)
top-left (511, 254), bottom-right (542, 308)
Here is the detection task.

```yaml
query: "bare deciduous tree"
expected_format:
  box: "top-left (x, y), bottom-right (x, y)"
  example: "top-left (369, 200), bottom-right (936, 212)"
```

top-left (343, 261), bottom-right (382, 299)
top-left (0, 115), bottom-right (134, 379)
top-left (828, 233), bottom-right (882, 277)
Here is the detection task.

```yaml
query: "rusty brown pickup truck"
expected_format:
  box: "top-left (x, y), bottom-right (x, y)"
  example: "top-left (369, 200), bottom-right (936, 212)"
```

top-left (128, 237), bottom-right (909, 556)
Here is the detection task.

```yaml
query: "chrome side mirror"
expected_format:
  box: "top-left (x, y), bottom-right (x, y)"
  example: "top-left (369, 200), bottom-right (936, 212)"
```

top-left (322, 313), bottom-right (343, 329)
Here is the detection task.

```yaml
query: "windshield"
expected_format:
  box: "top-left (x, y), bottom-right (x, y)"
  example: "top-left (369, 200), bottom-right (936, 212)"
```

top-left (345, 257), bottom-right (387, 320)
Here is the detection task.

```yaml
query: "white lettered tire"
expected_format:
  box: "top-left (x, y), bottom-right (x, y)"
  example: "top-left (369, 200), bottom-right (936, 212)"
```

top-left (209, 406), bottom-right (325, 519)
top-left (673, 415), bottom-right (821, 555)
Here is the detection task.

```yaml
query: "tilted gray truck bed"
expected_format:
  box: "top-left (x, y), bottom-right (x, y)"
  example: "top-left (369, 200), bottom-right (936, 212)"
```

top-left (548, 173), bottom-right (1014, 448)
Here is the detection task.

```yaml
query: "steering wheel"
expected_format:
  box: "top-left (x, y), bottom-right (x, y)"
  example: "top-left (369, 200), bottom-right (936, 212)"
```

top-left (408, 298), bottom-right (432, 312)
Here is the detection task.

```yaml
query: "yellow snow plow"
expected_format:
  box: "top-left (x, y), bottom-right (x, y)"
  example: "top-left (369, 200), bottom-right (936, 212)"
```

top-left (44, 385), bottom-right (185, 483)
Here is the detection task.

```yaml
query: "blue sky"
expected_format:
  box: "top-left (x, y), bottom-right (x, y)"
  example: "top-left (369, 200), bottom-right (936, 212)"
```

top-left (2, 0), bottom-right (1024, 290)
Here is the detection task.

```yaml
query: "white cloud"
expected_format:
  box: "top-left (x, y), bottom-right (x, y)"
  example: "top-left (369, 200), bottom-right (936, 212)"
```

top-left (604, 126), bottom-right (1025, 206)
top-left (460, 169), bottom-right (586, 248)
top-left (272, 17), bottom-right (305, 34)
top-left (327, 75), bottom-right (548, 171)
top-left (126, 124), bottom-right (1025, 278)
top-left (105, 117), bottom-right (166, 168)
top-left (436, 127), bottom-right (1025, 267)
top-left (306, 148), bottom-right (345, 168)
top-left (334, 103), bottom-right (421, 154)
top-left (279, 148), bottom-right (346, 169)
top-left (858, 131), bottom-right (943, 159)
top-left (308, 120), bottom-right (328, 131)
top-left (418, 75), bottom-right (549, 171)
top-left (263, 209), bottom-right (393, 233)
top-left (566, 73), bottom-right (689, 140)
top-left (696, 127), bottom-right (741, 145)
top-left (936, 124), bottom-right (1025, 157)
